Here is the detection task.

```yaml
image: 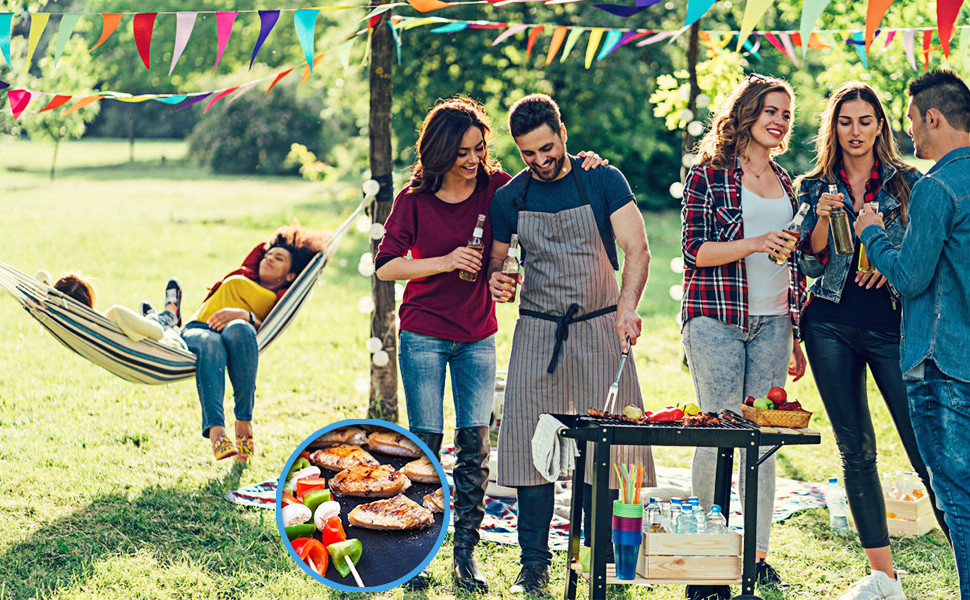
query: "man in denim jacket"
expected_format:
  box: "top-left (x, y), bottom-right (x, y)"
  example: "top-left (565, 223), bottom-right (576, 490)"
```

top-left (855, 69), bottom-right (970, 600)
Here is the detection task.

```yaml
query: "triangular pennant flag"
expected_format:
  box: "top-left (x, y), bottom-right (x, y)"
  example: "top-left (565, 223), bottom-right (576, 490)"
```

top-left (798, 0), bottom-right (831, 58)
top-left (407, 0), bottom-right (452, 12)
top-left (25, 13), bottom-right (51, 68)
top-left (301, 53), bottom-right (326, 85)
top-left (266, 68), bottom-right (293, 95)
top-left (169, 12), bottom-right (196, 75)
top-left (493, 24), bottom-right (528, 46)
top-left (430, 22), bottom-right (467, 33)
top-left (684, 0), bottom-right (717, 27)
top-left (173, 93), bottom-right (212, 112)
top-left (545, 26), bottom-right (567, 65)
top-left (904, 29), bottom-right (918, 71)
top-left (593, 0), bottom-right (662, 18)
top-left (740, 32), bottom-right (761, 58)
top-left (0, 13), bottom-right (11, 68)
top-left (213, 11), bottom-right (237, 73)
top-left (89, 13), bottom-right (122, 53)
top-left (791, 31), bottom-right (831, 50)
top-left (604, 30), bottom-right (648, 57)
top-left (39, 94), bottom-right (72, 112)
top-left (764, 32), bottom-right (787, 56)
top-left (0, 79), bottom-right (11, 90)
top-left (8, 90), bottom-right (31, 120)
top-left (250, 10), bottom-right (279, 69)
top-left (585, 28), bottom-right (603, 69)
top-left (114, 95), bottom-right (156, 103)
top-left (596, 29), bottom-right (623, 60)
top-left (388, 17), bottom-right (402, 64)
top-left (637, 30), bottom-right (672, 46)
top-left (879, 29), bottom-right (896, 54)
top-left (336, 38), bottom-right (355, 71)
top-left (937, 0), bottom-right (965, 59)
top-left (203, 86), bottom-right (240, 114)
top-left (923, 29), bottom-right (934, 71)
top-left (865, 0), bottom-right (894, 56)
top-left (852, 31), bottom-right (868, 68)
top-left (559, 27), bottom-right (584, 62)
top-left (133, 13), bottom-right (157, 70)
top-left (294, 9), bottom-right (319, 73)
top-left (525, 25), bottom-right (545, 59)
top-left (737, 0), bottom-right (773, 51)
top-left (228, 80), bottom-right (260, 104)
top-left (54, 13), bottom-right (81, 68)
top-left (152, 95), bottom-right (187, 105)
top-left (779, 32), bottom-right (799, 66)
top-left (61, 95), bottom-right (103, 117)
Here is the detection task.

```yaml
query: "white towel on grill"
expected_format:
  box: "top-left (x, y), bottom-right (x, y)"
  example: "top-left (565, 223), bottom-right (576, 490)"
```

top-left (532, 414), bottom-right (578, 482)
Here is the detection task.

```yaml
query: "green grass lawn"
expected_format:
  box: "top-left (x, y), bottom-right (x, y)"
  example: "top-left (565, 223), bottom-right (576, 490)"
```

top-left (0, 138), bottom-right (957, 599)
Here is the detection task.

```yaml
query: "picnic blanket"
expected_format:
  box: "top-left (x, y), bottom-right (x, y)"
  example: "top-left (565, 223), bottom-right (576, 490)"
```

top-left (225, 447), bottom-right (826, 551)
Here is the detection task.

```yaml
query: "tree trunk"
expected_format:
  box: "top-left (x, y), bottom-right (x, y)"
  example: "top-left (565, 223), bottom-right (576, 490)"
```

top-left (50, 138), bottom-right (60, 181)
top-left (367, 8), bottom-right (398, 421)
top-left (680, 22), bottom-right (702, 183)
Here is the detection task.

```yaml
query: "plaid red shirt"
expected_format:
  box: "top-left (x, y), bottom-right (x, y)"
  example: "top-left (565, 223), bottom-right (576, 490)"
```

top-left (681, 157), bottom-right (807, 337)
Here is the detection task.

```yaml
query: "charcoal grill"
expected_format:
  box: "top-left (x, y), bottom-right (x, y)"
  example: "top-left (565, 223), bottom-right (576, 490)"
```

top-left (550, 413), bottom-right (821, 600)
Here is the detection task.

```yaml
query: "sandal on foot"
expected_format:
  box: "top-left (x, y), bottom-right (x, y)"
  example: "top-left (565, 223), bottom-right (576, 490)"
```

top-left (165, 278), bottom-right (183, 327)
top-left (236, 436), bottom-right (255, 463)
top-left (212, 435), bottom-right (238, 461)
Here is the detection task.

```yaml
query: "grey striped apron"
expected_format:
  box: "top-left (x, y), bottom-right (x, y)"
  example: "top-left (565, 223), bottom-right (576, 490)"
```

top-left (496, 164), bottom-right (655, 488)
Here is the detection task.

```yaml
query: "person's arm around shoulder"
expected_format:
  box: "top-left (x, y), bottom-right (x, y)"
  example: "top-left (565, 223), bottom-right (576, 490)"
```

top-left (611, 201), bottom-right (649, 351)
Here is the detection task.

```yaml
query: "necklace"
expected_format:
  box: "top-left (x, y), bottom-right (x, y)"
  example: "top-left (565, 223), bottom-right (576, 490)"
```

top-left (743, 160), bottom-right (771, 181)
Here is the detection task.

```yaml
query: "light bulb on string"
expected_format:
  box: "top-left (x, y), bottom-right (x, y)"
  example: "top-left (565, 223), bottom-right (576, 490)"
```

top-left (369, 223), bottom-right (385, 240)
top-left (681, 153), bottom-right (695, 168)
top-left (358, 296), bottom-right (375, 313)
top-left (679, 108), bottom-right (694, 124)
top-left (669, 182), bottom-right (685, 199)
top-left (668, 284), bottom-right (684, 302)
top-left (355, 215), bottom-right (372, 233)
top-left (358, 262), bottom-right (375, 277)
top-left (365, 337), bottom-right (383, 353)
top-left (669, 257), bottom-right (684, 274)
top-left (695, 93), bottom-right (710, 109)
top-left (372, 350), bottom-right (390, 367)
top-left (353, 377), bottom-right (370, 395)
top-left (362, 179), bottom-right (380, 197)
top-left (687, 121), bottom-right (705, 137)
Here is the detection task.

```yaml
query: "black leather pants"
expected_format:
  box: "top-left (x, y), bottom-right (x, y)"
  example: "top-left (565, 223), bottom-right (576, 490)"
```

top-left (803, 318), bottom-right (949, 547)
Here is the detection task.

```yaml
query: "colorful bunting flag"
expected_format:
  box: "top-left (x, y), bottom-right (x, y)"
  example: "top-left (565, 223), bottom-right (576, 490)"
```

top-left (430, 22), bottom-right (467, 33)
top-left (336, 38), bottom-right (355, 70)
top-left (604, 30), bottom-right (649, 57)
top-left (904, 29), bottom-right (917, 70)
top-left (865, 0), bottom-right (895, 55)
top-left (798, 0), bottom-right (832, 57)
top-left (0, 12), bottom-right (11, 68)
top-left (153, 95), bottom-right (188, 105)
top-left (89, 13), bottom-right (122, 53)
top-left (596, 29), bottom-right (623, 60)
top-left (133, 13), bottom-right (157, 70)
top-left (213, 11), bottom-right (237, 73)
top-left (559, 27), bottom-right (584, 62)
top-left (301, 53), bottom-right (326, 85)
top-left (54, 14), bottom-right (82, 68)
top-left (39, 94), bottom-right (72, 112)
top-left (684, 0), bottom-right (716, 27)
top-left (593, 0), bottom-right (662, 18)
top-left (203, 86), bottom-right (240, 113)
top-left (295, 9), bottom-right (320, 73)
top-left (174, 92), bottom-right (212, 112)
top-left (937, 0), bottom-right (965, 59)
top-left (8, 89), bottom-right (31, 120)
top-left (923, 29), bottom-right (933, 70)
top-left (737, 0), bottom-right (772, 51)
top-left (526, 25), bottom-right (545, 59)
top-left (585, 28), bottom-right (603, 68)
top-left (494, 24), bottom-right (528, 46)
top-left (852, 31), bottom-right (868, 68)
top-left (227, 80), bottom-right (260, 104)
top-left (170, 12), bottom-right (197, 75)
top-left (637, 30), bottom-right (672, 46)
top-left (251, 10), bottom-right (280, 69)
top-left (546, 26), bottom-right (567, 64)
top-left (61, 95), bottom-right (103, 117)
top-left (26, 13), bottom-right (51, 68)
top-left (407, 0), bottom-right (453, 12)
top-left (266, 68), bottom-right (293, 95)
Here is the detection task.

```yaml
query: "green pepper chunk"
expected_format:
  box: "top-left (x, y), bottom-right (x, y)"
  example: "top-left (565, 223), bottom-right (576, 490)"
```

top-left (284, 523), bottom-right (317, 541)
top-left (286, 457), bottom-right (311, 479)
top-left (327, 538), bottom-right (363, 578)
top-left (302, 489), bottom-right (332, 513)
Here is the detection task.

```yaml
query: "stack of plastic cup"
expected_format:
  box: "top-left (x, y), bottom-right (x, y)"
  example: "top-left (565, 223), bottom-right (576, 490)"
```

top-left (612, 500), bottom-right (644, 580)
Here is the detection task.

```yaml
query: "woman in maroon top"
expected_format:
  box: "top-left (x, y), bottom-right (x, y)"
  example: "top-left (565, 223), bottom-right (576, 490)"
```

top-left (376, 98), bottom-right (602, 592)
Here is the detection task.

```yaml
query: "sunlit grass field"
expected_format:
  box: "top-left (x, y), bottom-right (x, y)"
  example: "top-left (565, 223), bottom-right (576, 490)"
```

top-left (0, 138), bottom-right (957, 599)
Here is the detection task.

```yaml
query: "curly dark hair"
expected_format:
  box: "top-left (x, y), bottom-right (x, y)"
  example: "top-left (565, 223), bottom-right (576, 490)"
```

top-left (264, 222), bottom-right (332, 276)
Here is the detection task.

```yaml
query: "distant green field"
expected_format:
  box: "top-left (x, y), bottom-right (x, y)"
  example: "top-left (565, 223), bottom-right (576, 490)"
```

top-left (0, 138), bottom-right (957, 599)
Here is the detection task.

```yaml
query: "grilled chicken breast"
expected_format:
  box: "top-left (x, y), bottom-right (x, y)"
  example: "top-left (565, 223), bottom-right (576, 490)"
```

top-left (367, 431), bottom-right (422, 458)
top-left (402, 457), bottom-right (439, 484)
top-left (423, 487), bottom-right (445, 513)
top-left (330, 464), bottom-right (412, 498)
top-left (348, 493), bottom-right (435, 530)
top-left (310, 444), bottom-right (379, 472)
top-left (307, 427), bottom-right (368, 450)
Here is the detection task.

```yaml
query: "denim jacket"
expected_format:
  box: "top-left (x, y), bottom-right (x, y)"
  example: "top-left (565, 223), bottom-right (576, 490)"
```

top-left (860, 147), bottom-right (970, 382)
top-left (796, 164), bottom-right (922, 304)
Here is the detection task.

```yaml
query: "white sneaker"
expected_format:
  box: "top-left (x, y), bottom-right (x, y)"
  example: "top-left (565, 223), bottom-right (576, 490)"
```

top-left (838, 571), bottom-right (906, 600)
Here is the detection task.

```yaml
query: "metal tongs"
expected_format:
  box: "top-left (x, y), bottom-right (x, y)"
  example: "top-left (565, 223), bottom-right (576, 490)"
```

top-left (603, 336), bottom-right (632, 414)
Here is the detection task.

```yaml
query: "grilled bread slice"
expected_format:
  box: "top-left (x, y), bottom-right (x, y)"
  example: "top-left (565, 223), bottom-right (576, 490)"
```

top-left (423, 487), bottom-right (445, 513)
top-left (348, 493), bottom-right (434, 530)
top-left (330, 464), bottom-right (412, 498)
top-left (402, 457), bottom-right (440, 484)
top-left (310, 444), bottom-right (380, 472)
top-left (366, 431), bottom-right (423, 458)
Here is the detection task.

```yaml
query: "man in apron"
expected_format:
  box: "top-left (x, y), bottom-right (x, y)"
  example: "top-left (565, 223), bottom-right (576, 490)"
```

top-left (487, 94), bottom-right (656, 595)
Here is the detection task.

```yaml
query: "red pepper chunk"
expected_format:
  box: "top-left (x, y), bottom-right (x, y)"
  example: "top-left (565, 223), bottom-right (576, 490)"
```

top-left (647, 407), bottom-right (685, 422)
top-left (280, 491), bottom-right (301, 507)
top-left (296, 477), bottom-right (328, 501)
top-left (291, 538), bottom-right (329, 575)
top-left (319, 516), bottom-right (347, 547)
top-left (298, 451), bottom-right (310, 461)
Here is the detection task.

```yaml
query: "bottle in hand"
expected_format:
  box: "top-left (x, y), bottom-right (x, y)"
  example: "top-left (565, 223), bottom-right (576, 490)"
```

top-left (501, 233), bottom-right (521, 301)
top-left (857, 200), bottom-right (877, 273)
top-left (768, 202), bottom-right (811, 265)
top-left (827, 184), bottom-right (855, 255)
top-left (459, 213), bottom-right (487, 282)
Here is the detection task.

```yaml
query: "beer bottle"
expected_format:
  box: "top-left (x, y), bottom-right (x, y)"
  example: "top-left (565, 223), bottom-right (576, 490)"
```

top-left (768, 202), bottom-right (811, 265)
top-left (459, 213), bottom-right (487, 282)
top-left (857, 200), bottom-right (877, 273)
top-left (827, 184), bottom-right (855, 255)
top-left (501, 234), bottom-right (521, 302)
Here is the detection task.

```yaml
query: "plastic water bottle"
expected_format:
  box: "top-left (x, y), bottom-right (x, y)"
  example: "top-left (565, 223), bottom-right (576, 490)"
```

top-left (825, 477), bottom-right (851, 533)
top-left (643, 498), bottom-right (662, 533)
top-left (677, 504), bottom-right (697, 534)
top-left (706, 505), bottom-right (728, 534)
top-left (690, 500), bottom-right (706, 533)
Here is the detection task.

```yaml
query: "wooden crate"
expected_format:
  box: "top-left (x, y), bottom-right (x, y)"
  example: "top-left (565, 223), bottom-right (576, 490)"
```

top-left (886, 495), bottom-right (936, 536)
top-left (634, 533), bottom-right (742, 584)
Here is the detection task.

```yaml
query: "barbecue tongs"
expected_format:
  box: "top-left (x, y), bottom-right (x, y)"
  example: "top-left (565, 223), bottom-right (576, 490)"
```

top-left (603, 336), bottom-right (632, 414)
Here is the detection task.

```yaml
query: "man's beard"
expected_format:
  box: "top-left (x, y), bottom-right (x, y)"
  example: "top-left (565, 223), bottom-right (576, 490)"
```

top-left (530, 154), bottom-right (566, 181)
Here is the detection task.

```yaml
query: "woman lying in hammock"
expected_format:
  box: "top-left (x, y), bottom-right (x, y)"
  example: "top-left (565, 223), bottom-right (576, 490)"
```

top-left (55, 223), bottom-right (330, 463)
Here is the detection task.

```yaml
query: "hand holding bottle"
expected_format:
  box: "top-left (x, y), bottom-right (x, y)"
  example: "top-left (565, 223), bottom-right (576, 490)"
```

top-left (488, 270), bottom-right (522, 303)
top-left (853, 202), bottom-right (885, 237)
top-left (759, 229), bottom-right (798, 261)
top-left (444, 246), bottom-right (484, 275)
top-left (815, 190), bottom-right (844, 219)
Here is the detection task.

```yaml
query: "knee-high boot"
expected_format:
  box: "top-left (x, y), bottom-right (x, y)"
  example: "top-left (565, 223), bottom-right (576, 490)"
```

top-left (404, 430), bottom-right (444, 591)
top-left (452, 426), bottom-right (490, 593)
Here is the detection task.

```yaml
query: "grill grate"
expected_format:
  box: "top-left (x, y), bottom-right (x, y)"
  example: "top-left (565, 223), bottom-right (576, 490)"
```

top-left (579, 415), bottom-right (758, 431)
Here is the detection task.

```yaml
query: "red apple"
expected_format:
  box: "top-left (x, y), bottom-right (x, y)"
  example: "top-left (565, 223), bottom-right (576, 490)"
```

top-left (767, 387), bottom-right (787, 404)
top-left (744, 395), bottom-right (756, 406)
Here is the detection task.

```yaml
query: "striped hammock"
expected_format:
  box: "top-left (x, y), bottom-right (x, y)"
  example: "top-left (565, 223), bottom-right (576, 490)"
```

top-left (0, 199), bottom-right (369, 385)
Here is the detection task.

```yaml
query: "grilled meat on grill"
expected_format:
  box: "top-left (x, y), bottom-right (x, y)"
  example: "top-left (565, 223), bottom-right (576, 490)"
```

top-left (682, 412), bottom-right (722, 427)
top-left (310, 444), bottom-right (380, 472)
top-left (367, 431), bottom-right (423, 458)
top-left (308, 427), bottom-right (368, 450)
top-left (348, 493), bottom-right (435, 530)
top-left (329, 464), bottom-right (412, 498)
top-left (423, 487), bottom-right (445, 513)
top-left (402, 457), bottom-right (439, 484)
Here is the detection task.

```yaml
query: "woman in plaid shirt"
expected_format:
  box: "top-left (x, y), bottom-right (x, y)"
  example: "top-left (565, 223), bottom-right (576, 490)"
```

top-left (680, 74), bottom-right (807, 600)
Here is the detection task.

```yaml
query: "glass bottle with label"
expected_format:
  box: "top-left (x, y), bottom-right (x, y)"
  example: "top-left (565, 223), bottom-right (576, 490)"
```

top-left (459, 214), bottom-right (487, 282)
top-left (501, 233), bottom-right (521, 302)
top-left (828, 184), bottom-right (855, 255)
top-left (857, 199), bottom-right (878, 273)
top-left (768, 202), bottom-right (812, 265)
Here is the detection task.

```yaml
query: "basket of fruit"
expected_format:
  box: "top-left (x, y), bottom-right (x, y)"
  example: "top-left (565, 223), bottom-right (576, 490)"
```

top-left (739, 387), bottom-right (812, 428)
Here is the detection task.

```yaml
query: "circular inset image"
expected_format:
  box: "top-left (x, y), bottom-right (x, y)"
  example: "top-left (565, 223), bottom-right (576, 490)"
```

top-left (277, 420), bottom-right (451, 592)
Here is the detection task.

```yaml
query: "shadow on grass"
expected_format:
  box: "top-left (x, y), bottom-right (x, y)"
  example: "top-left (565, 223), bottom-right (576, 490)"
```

top-left (0, 465), bottom-right (293, 600)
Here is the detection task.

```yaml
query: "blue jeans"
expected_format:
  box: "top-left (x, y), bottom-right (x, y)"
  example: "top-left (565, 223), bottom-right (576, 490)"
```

top-left (399, 330), bottom-right (495, 434)
top-left (683, 315), bottom-right (793, 553)
top-left (182, 321), bottom-right (258, 438)
top-left (907, 360), bottom-right (970, 599)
